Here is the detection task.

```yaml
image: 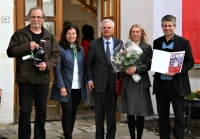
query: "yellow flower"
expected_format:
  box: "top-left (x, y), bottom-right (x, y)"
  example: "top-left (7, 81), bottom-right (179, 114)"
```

top-left (196, 89), bottom-right (200, 94)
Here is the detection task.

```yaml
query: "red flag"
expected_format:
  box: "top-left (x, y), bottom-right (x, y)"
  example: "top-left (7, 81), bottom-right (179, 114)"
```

top-left (182, 0), bottom-right (200, 63)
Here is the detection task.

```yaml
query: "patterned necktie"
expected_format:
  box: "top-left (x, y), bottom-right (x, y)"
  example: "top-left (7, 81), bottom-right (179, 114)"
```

top-left (72, 45), bottom-right (77, 59)
top-left (106, 41), bottom-right (111, 64)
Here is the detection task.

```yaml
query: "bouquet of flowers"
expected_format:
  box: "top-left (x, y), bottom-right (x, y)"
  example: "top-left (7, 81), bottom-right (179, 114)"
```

top-left (111, 39), bottom-right (143, 82)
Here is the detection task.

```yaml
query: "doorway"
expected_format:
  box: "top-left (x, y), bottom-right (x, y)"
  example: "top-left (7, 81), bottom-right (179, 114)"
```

top-left (14, 0), bottom-right (121, 122)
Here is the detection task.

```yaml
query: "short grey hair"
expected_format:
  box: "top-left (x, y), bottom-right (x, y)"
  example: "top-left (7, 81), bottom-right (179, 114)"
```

top-left (161, 15), bottom-right (176, 25)
top-left (27, 6), bottom-right (46, 20)
top-left (100, 19), bottom-right (115, 28)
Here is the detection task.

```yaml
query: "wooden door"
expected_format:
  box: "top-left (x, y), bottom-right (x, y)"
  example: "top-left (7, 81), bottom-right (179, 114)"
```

top-left (101, 0), bottom-right (121, 122)
top-left (14, 0), bottom-right (62, 122)
top-left (101, 0), bottom-right (120, 38)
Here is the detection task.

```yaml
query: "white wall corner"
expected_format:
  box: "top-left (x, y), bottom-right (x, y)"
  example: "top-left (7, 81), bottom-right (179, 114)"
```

top-left (0, 0), bottom-right (15, 124)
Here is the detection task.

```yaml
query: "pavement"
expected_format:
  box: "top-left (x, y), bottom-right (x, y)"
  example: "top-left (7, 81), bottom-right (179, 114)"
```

top-left (0, 109), bottom-right (159, 139)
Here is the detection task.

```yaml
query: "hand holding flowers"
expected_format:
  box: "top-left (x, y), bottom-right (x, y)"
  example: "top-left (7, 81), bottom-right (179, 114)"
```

top-left (126, 66), bottom-right (142, 83)
top-left (111, 39), bottom-right (143, 82)
top-left (126, 66), bottom-right (137, 75)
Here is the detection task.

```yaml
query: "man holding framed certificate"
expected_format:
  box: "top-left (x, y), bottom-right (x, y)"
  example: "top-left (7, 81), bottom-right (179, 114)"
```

top-left (152, 15), bottom-right (194, 139)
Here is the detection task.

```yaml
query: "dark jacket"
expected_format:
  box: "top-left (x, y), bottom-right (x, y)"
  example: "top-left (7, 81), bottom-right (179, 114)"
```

top-left (7, 25), bottom-right (60, 84)
top-left (153, 34), bottom-right (194, 97)
top-left (86, 37), bottom-right (122, 93)
top-left (50, 46), bottom-right (87, 102)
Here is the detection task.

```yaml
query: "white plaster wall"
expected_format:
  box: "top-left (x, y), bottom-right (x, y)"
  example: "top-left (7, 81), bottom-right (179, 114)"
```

top-left (120, 0), bottom-right (154, 46)
top-left (153, 0), bottom-right (182, 39)
top-left (190, 78), bottom-right (200, 92)
top-left (0, 0), bottom-right (14, 124)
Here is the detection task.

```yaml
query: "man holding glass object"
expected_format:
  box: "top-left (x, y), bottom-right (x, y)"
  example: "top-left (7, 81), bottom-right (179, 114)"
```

top-left (7, 6), bottom-right (60, 139)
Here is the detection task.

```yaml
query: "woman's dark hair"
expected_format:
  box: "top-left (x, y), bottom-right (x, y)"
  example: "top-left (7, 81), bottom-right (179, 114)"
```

top-left (59, 24), bottom-right (81, 50)
top-left (82, 24), bottom-right (94, 41)
top-left (63, 21), bottom-right (72, 27)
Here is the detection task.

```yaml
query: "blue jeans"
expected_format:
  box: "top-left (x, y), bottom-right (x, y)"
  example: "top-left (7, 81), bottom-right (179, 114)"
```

top-left (18, 82), bottom-right (49, 139)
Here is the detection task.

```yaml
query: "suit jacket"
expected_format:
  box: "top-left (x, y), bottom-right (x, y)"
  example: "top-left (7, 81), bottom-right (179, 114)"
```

top-left (152, 34), bottom-right (194, 97)
top-left (50, 46), bottom-right (87, 102)
top-left (86, 37), bottom-right (122, 93)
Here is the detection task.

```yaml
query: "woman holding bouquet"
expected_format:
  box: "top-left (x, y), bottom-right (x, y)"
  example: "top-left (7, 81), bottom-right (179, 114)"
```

top-left (118, 24), bottom-right (154, 139)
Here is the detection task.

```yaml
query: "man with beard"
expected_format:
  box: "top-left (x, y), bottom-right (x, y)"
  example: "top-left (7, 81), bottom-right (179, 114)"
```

top-left (7, 6), bottom-right (60, 139)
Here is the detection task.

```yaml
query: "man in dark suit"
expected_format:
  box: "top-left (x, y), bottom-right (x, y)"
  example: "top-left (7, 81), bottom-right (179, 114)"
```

top-left (153, 15), bottom-right (194, 139)
top-left (86, 19), bottom-right (121, 139)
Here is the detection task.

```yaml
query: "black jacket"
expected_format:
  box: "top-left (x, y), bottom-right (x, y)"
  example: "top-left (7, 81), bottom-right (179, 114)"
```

top-left (7, 25), bottom-right (60, 83)
top-left (86, 37), bottom-right (122, 92)
top-left (153, 34), bottom-right (194, 97)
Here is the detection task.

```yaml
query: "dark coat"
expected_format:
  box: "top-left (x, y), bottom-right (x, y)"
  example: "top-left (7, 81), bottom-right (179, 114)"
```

top-left (118, 41), bottom-right (154, 116)
top-left (50, 46), bottom-right (87, 102)
top-left (152, 34), bottom-right (194, 97)
top-left (7, 25), bottom-right (60, 84)
top-left (122, 41), bottom-right (153, 97)
top-left (86, 37), bottom-right (122, 93)
top-left (132, 41), bottom-right (152, 88)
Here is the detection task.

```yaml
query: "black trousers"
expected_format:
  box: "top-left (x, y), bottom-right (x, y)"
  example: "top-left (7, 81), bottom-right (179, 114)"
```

top-left (18, 82), bottom-right (49, 139)
top-left (156, 80), bottom-right (185, 139)
top-left (60, 89), bottom-right (81, 139)
top-left (93, 88), bottom-right (117, 139)
top-left (127, 115), bottom-right (144, 139)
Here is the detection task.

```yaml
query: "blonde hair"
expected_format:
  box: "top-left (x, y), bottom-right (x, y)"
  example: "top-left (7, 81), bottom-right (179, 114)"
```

top-left (128, 24), bottom-right (148, 43)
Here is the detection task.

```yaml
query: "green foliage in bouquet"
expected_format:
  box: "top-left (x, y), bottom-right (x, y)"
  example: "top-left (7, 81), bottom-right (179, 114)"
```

top-left (123, 53), bottom-right (142, 68)
top-left (111, 40), bottom-right (143, 72)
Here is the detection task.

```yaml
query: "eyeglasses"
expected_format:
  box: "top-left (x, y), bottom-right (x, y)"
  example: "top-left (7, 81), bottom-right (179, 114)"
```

top-left (102, 27), bottom-right (113, 30)
top-left (30, 16), bottom-right (43, 20)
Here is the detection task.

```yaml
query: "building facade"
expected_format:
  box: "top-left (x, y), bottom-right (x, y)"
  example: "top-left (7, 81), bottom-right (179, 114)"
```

top-left (0, 0), bottom-right (199, 124)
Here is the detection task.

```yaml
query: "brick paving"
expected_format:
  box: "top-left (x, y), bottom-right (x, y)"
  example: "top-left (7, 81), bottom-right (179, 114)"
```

top-left (0, 109), bottom-right (159, 139)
